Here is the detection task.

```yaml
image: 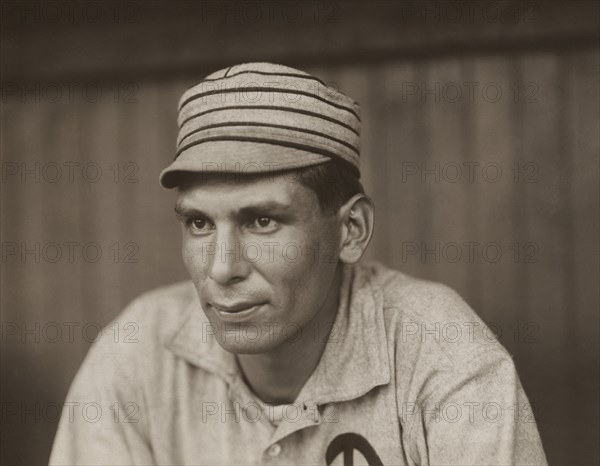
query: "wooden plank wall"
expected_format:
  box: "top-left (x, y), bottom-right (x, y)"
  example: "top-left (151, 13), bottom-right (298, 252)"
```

top-left (1, 2), bottom-right (598, 465)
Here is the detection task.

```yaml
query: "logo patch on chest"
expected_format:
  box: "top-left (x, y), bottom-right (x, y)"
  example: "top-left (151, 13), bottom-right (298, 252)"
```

top-left (325, 433), bottom-right (383, 466)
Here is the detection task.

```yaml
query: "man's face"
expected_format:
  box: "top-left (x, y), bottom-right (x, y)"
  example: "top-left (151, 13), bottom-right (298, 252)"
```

top-left (175, 172), bottom-right (341, 354)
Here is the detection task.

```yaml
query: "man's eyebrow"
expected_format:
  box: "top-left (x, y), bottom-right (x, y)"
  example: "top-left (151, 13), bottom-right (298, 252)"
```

top-left (174, 201), bottom-right (293, 218)
top-left (174, 203), bottom-right (208, 218)
top-left (238, 201), bottom-right (293, 216)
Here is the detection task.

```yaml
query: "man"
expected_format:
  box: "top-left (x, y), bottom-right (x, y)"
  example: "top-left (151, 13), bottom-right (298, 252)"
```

top-left (50, 63), bottom-right (547, 465)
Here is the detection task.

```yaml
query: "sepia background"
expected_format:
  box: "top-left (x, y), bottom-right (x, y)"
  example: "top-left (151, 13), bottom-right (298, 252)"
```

top-left (1, 1), bottom-right (598, 464)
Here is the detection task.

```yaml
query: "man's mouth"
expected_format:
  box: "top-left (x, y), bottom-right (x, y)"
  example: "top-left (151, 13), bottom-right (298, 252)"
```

top-left (208, 301), bottom-right (268, 322)
top-left (209, 301), bottom-right (265, 314)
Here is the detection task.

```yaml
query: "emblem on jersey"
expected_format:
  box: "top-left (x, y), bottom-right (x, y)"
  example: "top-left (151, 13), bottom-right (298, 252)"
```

top-left (325, 433), bottom-right (383, 466)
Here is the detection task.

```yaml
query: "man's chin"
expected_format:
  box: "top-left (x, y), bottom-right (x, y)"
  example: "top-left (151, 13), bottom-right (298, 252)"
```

top-left (214, 335), bottom-right (284, 355)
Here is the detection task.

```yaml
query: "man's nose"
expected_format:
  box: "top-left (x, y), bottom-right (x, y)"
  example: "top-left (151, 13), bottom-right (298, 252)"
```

top-left (207, 226), bottom-right (251, 285)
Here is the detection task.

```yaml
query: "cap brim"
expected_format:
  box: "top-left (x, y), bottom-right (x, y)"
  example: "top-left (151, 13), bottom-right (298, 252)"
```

top-left (159, 141), bottom-right (333, 189)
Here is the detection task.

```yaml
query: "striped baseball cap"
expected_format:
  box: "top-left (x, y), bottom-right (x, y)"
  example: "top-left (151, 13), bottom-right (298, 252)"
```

top-left (159, 62), bottom-right (361, 188)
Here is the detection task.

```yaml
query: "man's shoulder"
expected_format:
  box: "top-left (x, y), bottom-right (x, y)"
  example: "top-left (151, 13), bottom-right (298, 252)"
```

top-left (359, 261), bottom-right (518, 409)
top-left (89, 280), bottom-right (197, 360)
top-left (122, 279), bottom-right (196, 335)
top-left (128, 280), bottom-right (197, 315)
top-left (360, 260), bottom-right (474, 322)
top-left (65, 281), bottom-right (199, 399)
top-left (359, 261), bottom-right (511, 365)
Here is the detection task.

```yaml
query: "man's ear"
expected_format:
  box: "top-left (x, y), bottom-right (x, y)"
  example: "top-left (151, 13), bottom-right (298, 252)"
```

top-left (337, 194), bottom-right (374, 264)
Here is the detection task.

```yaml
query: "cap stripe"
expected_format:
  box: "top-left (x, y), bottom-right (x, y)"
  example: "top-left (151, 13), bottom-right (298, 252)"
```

top-left (179, 105), bottom-right (359, 136)
top-left (179, 87), bottom-right (360, 120)
top-left (176, 122), bottom-right (359, 158)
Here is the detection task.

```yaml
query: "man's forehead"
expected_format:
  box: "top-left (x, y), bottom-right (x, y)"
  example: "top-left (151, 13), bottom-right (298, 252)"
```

top-left (175, 174), bottom-right (316, 210)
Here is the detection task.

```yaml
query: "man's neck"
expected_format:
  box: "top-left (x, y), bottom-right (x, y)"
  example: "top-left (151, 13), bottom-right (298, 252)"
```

top-left (236, 266), bottom-right (343, 404)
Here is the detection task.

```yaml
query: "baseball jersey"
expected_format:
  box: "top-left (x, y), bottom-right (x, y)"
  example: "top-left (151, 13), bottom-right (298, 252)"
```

top-left (49, 261), bottom-right (547, 465)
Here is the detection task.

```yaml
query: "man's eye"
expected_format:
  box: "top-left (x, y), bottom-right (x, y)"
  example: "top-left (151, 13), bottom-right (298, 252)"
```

top-left (249, 217), bottom-right (277, 229)
top-left (188, 218), bottom-right (213, 233)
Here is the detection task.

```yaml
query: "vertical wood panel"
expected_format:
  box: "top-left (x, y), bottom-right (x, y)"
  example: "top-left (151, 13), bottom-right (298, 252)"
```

top-left (77, 95), bottom-right (120, 332)
top-left (569, 49), bottom-right (600, 465)
top-left (411, 62), bottom-right (436, 280)
top-left (382, 62), bottom-right (419, 277)
top-left (41, 99), bottom-right (86, 400)
top-left (2, 100), bottom-right (52, 466)
top-left (426, 58), bottom-right (471, 295)
top-left (519, 53), bottom-right (572, 463)
top-left (471, 57), bottom-right (521, 351)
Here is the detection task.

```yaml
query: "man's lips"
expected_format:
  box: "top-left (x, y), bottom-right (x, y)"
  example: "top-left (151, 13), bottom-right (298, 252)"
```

top-left (209, 301), bottom-right (266, 313)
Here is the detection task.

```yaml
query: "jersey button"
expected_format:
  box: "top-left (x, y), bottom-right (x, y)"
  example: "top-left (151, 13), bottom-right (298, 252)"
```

top-left (267, 443), bottom-right (282, 457)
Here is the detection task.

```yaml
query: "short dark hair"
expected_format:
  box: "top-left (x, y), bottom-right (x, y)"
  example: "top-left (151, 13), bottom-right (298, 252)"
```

top-left (288, 160), bottom-right (365, 215)
top-left (176, 159), bottom-right (365, 215)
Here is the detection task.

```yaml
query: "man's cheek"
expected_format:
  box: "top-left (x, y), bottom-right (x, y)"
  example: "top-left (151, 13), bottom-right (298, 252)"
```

top-left (181, 241), bottom-right (209, 279)
top-left (181, 241), bottom-right (194, 272)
